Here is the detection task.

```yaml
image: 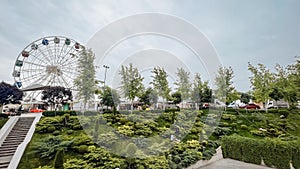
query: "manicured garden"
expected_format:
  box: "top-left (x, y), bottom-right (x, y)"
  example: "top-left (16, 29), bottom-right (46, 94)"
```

top-left (17, 108), bottom-right (300, 169)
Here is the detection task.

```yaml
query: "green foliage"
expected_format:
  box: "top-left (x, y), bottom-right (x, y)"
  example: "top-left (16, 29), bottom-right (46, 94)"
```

top-left (139, 87), bottom-right (158, 106)
top-left (35, 166), bottom-right (54, 169)
top-left (248, 63), bottom-right (274, 109)
top-left (151, 66), bottom-right (171, 108)
top-left (174, 67), bottom-right (191, 101)
top-left (32, 136), bottom-right (73, 159)
top-left (41, 86), bottom-right (72, 111)
top-left (74, 47), bottom-right (96, 109)
top-left (42, 111), bottom-right (78, 117)
top-left (214, 66), bottom-right (238, 104)
top-left (54, 149), bottom-right (64, 169)
top-left (64, 159), bottom-right (87, 169)
top-left (222, 135), bottom-right (298, 169)
top-left (99, 86), bottom-right (120, 109)
top-left (52, 130), bottom-right (60, 136)
top-left (36, 117), bottom-right (63, 133)
top-left (191, 73), bottom-right (212, 106)
top-left (221, 114), bottom-right (237, 121)
top-left (66, 130), bottom-right (73, 135)
top-left (119, 63), bottom-right (144, 112)
top-left (0, 113), bottom-right (8, 118)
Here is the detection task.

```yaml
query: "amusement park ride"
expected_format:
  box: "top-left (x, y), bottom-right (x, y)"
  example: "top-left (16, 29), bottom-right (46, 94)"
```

top-left (8, 36), bottom-right (83, 113)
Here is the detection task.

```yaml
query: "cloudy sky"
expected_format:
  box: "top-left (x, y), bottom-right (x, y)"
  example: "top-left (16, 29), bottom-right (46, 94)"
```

top-left (0, 0), bottom-right (299, 92)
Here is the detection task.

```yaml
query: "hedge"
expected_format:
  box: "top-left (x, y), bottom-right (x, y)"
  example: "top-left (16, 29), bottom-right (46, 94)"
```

top-left (222, 135), bottom-right (300, 169)
top-left (0, 113), bottom-right (8, 118)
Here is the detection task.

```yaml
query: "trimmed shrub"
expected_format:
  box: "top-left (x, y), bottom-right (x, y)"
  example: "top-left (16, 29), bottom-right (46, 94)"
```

top-left (54, 149), bottom-right (65, 169)
top-left (66, 130), bottom-right (74, 135)
top-left (222, 135), bottom-right (297, 169)
top-left (53, 130), bottom-right (60, 136)
top-left (47, 126), bottom-right (56, 133)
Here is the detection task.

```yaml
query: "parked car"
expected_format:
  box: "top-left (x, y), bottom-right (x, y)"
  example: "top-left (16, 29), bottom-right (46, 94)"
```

top-left (202, 103), bottom-right (210, 109)
top-left (239, 103), bottom-right (260, 109)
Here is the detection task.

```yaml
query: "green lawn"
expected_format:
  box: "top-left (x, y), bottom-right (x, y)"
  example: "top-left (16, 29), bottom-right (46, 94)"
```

top-left (0, 118), bottom-right (8, 129)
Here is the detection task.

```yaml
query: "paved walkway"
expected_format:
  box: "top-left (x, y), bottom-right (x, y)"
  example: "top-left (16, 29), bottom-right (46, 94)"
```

top-left (198, 159), bottom-right (274, 169)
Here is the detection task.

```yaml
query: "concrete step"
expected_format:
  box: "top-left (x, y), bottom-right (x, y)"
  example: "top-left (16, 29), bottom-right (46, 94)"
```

top-left (0, 162), bottom-right (9, 169)
top-left (0, 152), bottom-right (14, 157)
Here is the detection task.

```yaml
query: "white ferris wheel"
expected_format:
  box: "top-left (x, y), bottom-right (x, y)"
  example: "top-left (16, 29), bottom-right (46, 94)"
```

top-left (12, 36), bottom-right (83, 100)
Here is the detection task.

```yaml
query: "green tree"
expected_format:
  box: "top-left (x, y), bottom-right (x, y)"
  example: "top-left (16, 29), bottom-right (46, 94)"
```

top-left (171, 91), bottom-right (182, 104)
top-left (139, 87), bottom-right (158, 106)
top-left (41, 86), bottom-right (72, 110)
top-left (99, 86), bottom-right (120, 110)
top-left (119, 63), bottom-right (144, 112)
top-left (274, 64), bottom-right (297, 107)
top-left (174, 68), bottom-right (191, 101)
top-left (248, 63), bottom-right (274, 110)
top-left (288, 60), bottom-right (300, 101)
top-left (191, 73), bottom-right (212, 109)
top-left (54, 149), bottom-right (65, 169)
top-left (240, 92), bottom-right (252, 104)
top-left (151, 67), bottom-right (171, 109)
top-left (214, 66), bottom-right (238, 104)
top-left (74, 47), bottom-right (96, 110)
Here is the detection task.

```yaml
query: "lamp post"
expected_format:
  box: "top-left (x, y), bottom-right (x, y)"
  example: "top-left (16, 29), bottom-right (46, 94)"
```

top-left (103, 65), bottom-right (110, 88)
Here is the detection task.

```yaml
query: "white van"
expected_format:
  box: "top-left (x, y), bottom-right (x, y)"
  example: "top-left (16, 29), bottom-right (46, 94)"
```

top-left (267, 100), bottom-right (288, 109)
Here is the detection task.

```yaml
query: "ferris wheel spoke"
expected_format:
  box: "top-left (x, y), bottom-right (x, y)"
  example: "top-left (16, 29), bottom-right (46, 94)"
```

top-left (60, 57), bottom-right (78, 67)
top-left (33, 73), bottom-right (52, 86)
top-left (46, 45), bottom-right (56, 64)
top-left (59, 44), bottom-right (77, 65)
top-left (38, 48), bottom-right (53, 65)
top-left (57, 75), bottom-right (69, 88)
top-left (21, 68), bottom-right (44, 72)
top-left (21, 71), bottom-right (47, 82)
top-left (57, 44), bottom-right (70, 64)
top-left (23, 61), bottom-right (47, 68)
top-left (28, 51), bottom-right (49, 66)
top-left (21, 75), bottom-right (47, 87)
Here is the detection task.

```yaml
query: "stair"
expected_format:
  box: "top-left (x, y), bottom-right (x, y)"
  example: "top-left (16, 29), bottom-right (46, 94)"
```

top-left (0, 117), bottom-right (35, 169)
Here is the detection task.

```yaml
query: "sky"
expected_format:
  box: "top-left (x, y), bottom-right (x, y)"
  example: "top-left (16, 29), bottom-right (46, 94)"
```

top-left (0, 0), bottom-right (299, 92)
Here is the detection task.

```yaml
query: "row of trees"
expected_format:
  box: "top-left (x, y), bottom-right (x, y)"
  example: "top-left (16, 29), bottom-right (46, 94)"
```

top-left (248, 60), bottom-right (300, 109)
top-left (118, 64), bottom-right (213, 112)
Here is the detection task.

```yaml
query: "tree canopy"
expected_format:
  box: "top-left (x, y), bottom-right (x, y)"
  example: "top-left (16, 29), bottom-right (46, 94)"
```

top-left (41, 86), bottom-right (72, 110)
top-left (119, 63), bottom-right (144, 112)
top-left (0, 81), bottom-right (23, 105)
top-left (74, 47), bottom-right (96, 109)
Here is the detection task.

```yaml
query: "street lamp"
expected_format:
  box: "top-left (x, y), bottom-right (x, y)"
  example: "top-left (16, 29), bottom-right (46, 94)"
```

top-left (103, 65), bottom-right (110, 88)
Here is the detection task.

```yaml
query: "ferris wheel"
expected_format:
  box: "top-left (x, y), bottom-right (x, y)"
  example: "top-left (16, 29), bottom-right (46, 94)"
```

top-left (13, 36), bottom-right (83, 91)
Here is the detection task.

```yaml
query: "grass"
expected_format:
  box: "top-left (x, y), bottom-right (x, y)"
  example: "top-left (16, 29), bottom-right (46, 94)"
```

top-left (0, 118), bottom-right (8, 129)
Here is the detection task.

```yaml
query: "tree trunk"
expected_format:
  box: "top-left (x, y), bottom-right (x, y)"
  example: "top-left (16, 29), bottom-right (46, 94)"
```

top-left (131, 100), bottom-right (133, 114)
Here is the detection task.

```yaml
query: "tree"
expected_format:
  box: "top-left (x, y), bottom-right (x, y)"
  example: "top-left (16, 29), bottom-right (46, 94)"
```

top-left (74, 47), bottom-right (96, 110)
top-left (240, 92), bottom-right (252, 104)
top-left (54, 149), bottom-right (65, 169)
top-left (171, 91), bottom-right (182, 104)
top-left (248, 63), bottom-right (274, 110)
top-left (119, 63), bottom-right (144, 112)
top-left (41, 86), bottom-right (72, 110)
top-left (214, 66), bottom-right (238, 104)
top-left (139, 87), bottom-right (158, 106)
top-left (174, 68), bottom-right (191, 101)
top-left (191, 73), bottom-right (212, 109)
top-left (150, 67), bottom-right (171, 109)
top-left (99, 86), bottom-right (120, 110)
top-left (288, 60), bottom-right (300, 101)
top-left (0, 81), bottom-right (23, 106)
top-left (274, 64), bottom-right (297, 107)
